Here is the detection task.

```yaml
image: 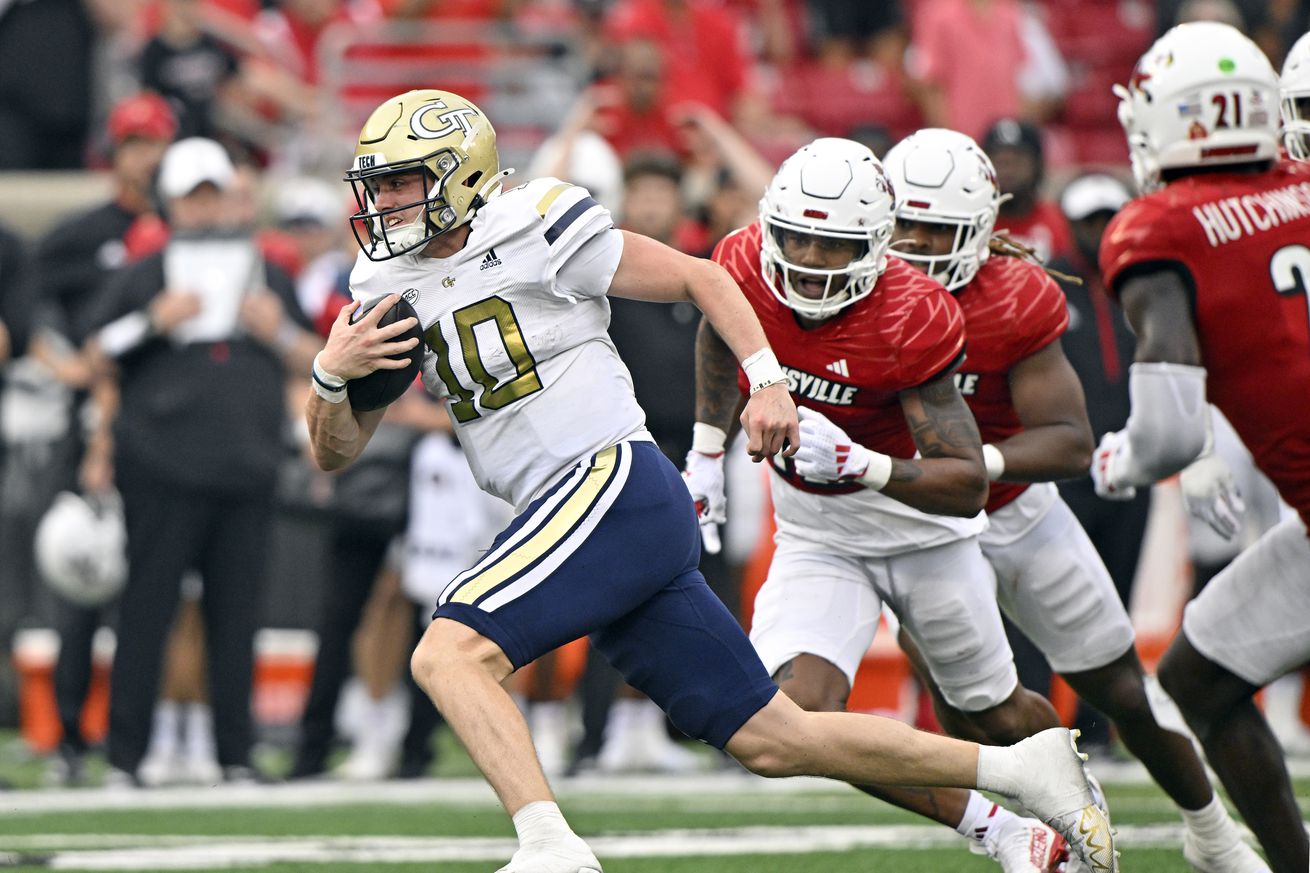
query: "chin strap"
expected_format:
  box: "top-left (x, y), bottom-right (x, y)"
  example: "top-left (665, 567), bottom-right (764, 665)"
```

top-left (476, 168), bottom-right (515, 205)
top-left (453, 169), bottom-right (517, 231)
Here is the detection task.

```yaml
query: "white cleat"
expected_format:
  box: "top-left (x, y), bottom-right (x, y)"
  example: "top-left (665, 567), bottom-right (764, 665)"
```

top-left (1007, 728), bottom-right (1119, 873)
top-left (981, 815), bottom-right (1069, 873)
top-left (138, 752), bottom-right (185, 788)
top-left (495, 837), bottom-right (602, 873)
top-left (1064, 768), bottom-right (1114, 873)
top-left (1183, 825), bottom-right (1271, 873)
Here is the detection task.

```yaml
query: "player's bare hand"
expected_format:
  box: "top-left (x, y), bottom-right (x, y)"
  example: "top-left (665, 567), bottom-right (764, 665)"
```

top-left (740, 383), bottom-right (798, 462)
top-left (148, 290), bottom-right (203, 332)
top-left (239, 290), bottom-right (286, 345)
top-left (78, 447), bottom-right (114, 494)
top-left (318, 294), bottom-right (419, 379)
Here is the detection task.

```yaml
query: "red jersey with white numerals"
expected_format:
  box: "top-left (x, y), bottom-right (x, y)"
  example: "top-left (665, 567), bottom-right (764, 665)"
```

top-left (1100, 160), bottom-right (1310, 525)
top-left (714, 222), bottom-right (966, 495)
top-left (953, 256), bottom-right (1069, 514)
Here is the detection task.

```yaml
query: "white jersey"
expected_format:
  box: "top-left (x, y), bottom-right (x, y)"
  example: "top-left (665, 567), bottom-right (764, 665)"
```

top-left (771, 470), bottom-right (987, 558)
top-left (350, 177), bottom-right (647, 511)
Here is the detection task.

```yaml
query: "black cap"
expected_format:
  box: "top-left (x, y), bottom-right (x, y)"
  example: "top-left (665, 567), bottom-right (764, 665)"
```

top-left (981, 117), bottom-right (1044, 163)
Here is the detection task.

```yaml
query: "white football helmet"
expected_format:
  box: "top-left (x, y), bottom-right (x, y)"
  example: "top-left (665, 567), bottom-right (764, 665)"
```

top-left (882, 129), bottom-right (1002, 291)
top-left (759, 138), bottom-right (895, 319)
top-left (1115, 21), bottom-right (1280, 193)
top-left (1280, 31), bottom-right (1310, 161)
top-left (34, 491), bottom-right (128, 608)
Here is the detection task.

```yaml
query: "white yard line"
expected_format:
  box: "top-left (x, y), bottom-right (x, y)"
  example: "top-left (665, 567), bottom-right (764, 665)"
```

top-left (0, 773), bottom-right (869, 815)
top-left (3, 759), bottom-right (1242, 816)
top-left (0, 825), bottom-right (1199, 870)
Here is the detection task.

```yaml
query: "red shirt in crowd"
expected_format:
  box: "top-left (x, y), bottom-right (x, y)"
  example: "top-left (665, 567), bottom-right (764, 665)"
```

top-left (604, 0), bottom-right (748, 116)
top-left (995, 200), bottom-right (1073, 264)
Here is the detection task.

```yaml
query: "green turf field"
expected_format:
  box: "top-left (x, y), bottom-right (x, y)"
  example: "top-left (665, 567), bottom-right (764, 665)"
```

top-left (1, 730), bottom-right (1305, 872)
top-left (2, 769), bottom-right (1304, 872)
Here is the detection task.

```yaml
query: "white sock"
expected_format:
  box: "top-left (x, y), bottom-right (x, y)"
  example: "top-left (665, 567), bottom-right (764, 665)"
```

top-left (531, 700), bottom-right (568, 731)
top-left (610, 698), bottom-right (644, 728)
top-left (601, 699), bottom-right (643, 748)
top-left (976, 745), bottom-right (1021, 797)
top-left (1180, 793), bottom-right (1229, 838)
top-left (955, 789), bottom-right (1000, 842)
top-left (184, 703), bottom-right (216, 763)
top-left (145, 700), bottom-right (181, 760)
top-left (512, 800), bottom-right (575, 846)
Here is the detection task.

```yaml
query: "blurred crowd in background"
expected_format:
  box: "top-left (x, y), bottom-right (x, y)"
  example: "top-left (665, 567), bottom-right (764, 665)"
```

top-left (2, 0), bottom-right (1310, 787)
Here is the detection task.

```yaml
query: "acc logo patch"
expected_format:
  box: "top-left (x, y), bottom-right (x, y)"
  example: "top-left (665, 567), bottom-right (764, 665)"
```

top-left (402, 288), bottom-right (419, 304)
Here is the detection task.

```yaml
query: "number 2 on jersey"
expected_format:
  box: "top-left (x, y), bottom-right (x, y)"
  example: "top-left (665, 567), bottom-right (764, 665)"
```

top-left (425, 297), bottom-right (543, 422)
top-left (1271, 244), bottom-right (1310, 343)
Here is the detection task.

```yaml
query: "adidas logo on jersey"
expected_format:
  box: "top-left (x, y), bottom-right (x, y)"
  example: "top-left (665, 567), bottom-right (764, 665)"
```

top-left (479, 248), bottom-right (502, 271)
top-left (824, 359), bottom-right (850, 377)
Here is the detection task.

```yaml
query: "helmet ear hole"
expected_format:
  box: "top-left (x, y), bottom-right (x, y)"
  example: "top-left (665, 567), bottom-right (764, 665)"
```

top-left (463, 170), bottom-right (483, 190)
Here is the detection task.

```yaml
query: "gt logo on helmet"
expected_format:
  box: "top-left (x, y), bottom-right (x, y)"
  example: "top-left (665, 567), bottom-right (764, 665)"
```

top-left (411, 101), bottom-right (480, 140)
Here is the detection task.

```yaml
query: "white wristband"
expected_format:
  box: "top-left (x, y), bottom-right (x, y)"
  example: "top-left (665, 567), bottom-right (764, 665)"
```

top-left (742, 347), bottom-right (788, 395)
top-left (691, 422), bottom-right (727, 455)
top-left (856, 451), bottom-right (893, 491)
top-left (982, 444), bottom-right (1006, 481)
top-left (312, 353), bottom-right (347, 404)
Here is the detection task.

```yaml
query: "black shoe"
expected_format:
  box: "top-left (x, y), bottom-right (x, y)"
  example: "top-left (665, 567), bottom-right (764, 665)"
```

top-left (564, 754), bottom-right (598, 778)
top-left (286, 756), bottom-right (328, 781)
top-left (394, 756), bottom-right (434, 780)
top-left (45, 744), bottom-right (87, 787)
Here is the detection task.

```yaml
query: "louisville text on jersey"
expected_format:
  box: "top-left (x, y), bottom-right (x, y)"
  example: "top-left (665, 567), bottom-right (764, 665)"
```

top-left (1191, 179), bottom-right (1310, 247)
top-left (783, 366), bottom-right (858, 405)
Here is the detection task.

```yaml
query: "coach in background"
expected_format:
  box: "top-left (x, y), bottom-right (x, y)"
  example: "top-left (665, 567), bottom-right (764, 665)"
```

top-left (30, 93), bottom-right (176, 785)
top-left (78, 138), bottom-right (319, 785)
top-left (0, 219), bottom-right (36, 724)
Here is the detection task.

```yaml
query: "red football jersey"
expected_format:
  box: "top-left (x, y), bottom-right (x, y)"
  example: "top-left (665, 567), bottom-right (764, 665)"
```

top-left (714, 223), bottom-right (966, 494)
top-left (1100, 160), bottom-right (1310, 525)
top-left (954, 256), bottom-right (1069, 513)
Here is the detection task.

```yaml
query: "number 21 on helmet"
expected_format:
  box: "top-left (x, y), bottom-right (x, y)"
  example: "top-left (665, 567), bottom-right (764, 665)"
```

top-left (1114, 21), bottom-right (1280, 193)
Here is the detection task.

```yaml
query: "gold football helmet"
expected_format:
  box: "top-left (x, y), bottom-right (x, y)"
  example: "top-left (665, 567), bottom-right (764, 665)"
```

top-left (345, 89), bottom-right (503, 260)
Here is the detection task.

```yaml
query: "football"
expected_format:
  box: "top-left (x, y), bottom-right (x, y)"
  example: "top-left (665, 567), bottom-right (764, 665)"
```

top-left (346, 294), bottom-right (424, 411)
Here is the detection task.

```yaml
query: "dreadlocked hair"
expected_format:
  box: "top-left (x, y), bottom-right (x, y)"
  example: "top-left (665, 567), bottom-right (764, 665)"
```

top-left (988, 233), bottom-right (1083, 286)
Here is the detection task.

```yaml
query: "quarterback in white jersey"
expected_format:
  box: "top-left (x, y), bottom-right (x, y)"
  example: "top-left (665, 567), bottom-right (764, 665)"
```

top-left (305, 89), bottom-right (1114, 873)
top-left (349, 177), bottom-right (645, 511)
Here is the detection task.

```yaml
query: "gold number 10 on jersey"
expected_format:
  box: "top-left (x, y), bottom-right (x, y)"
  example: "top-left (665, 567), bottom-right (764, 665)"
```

top-left (424, 296), bottom-right (543, 422)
